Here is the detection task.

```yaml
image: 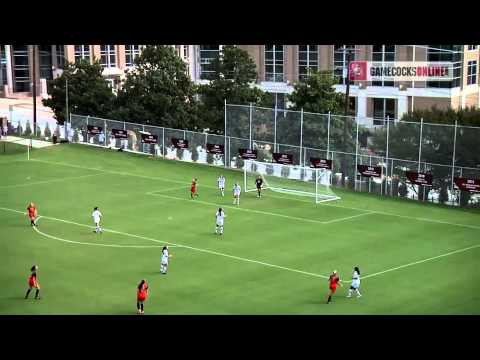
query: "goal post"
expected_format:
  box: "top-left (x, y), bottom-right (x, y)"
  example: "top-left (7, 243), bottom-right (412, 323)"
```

top-left (243, 160), bottom-right (340, 203)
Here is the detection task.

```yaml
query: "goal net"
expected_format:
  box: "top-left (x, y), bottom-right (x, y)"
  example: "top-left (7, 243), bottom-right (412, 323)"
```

top-left (243, 160), bottom-right (340, 203)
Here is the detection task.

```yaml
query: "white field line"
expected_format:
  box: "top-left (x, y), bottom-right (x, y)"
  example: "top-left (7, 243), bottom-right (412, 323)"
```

top-left (0, 206), bottom-right (328, 279)
top-left (33, 216), bottom-right (167, 249)
top-left (148, 192), bottom-right (339, 225)
top-left (146, 185), bottom-right (189, 194)
top-left (2, 206), bottom-right (478, 281)
top-left (0, 172), bottom-right (103, 189)
top-left (362, 244), bottom-right (480, 280)
top-left (321, 211), bottom-right (376, 224)
top-left (30, 158), bottom-right (480, 231)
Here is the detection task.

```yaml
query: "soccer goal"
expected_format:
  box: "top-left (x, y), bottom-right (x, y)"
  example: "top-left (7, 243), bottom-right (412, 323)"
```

top-left (243, 160), bottom-right (340, 203)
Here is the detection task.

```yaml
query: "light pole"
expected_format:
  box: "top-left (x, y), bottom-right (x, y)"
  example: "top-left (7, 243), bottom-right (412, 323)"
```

top-left (32, 45), bottom-right (37, 136)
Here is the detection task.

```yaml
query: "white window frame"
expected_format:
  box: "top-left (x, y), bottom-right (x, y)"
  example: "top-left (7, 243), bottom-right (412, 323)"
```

top-left (467, 60), bottom-right (477, 85)
top-left (125, 45), bottom-right (141, 67)
top-left (467, 45), bottom-right (478, 51)
top-left (298, 45), bottom-right (318, 81)
top-left (333, 45), bottom-right (355, 85)
top-left (265, 45), bottom-right (284, 82)
top-left (371, 45), bottom-right (396, 87)
top-left (74, 45), bottom-right (91, 63)
top-left (100, 45), bottom-right (116, 68)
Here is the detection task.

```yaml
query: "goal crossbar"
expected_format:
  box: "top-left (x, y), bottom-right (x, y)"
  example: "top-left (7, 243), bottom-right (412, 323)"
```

top-left (243, 160), bottom-right (341, 203)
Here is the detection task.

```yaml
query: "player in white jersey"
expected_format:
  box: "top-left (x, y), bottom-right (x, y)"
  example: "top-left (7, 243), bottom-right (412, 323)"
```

top-left (217, 175), bottom-right (226, 197)
top-left (215, 207), bottom-right (226, 235)
top-left (160, 246), bottom-right (172, 274)
top-left (233, 183), bottom-right (241, 205)
top-left (347, 266), bottom-right (362, 298)
top-left (92, 207), bottom-right (103, 234)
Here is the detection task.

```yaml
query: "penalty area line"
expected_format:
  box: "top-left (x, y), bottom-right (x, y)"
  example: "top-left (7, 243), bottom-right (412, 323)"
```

top-left (0, 206), bottom-right (327, 280)
top-left (32, 216), bottom-right (168, 249)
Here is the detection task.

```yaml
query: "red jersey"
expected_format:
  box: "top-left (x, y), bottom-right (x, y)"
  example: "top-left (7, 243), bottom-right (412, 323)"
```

top-left (329, 275), bottom-right (340, 289)
top-left (28, 273), bottom-right (38, 288)
top-left (137, 282), bottom-right (148, 301)
top-left (27, 206), bottom-right (37, 218)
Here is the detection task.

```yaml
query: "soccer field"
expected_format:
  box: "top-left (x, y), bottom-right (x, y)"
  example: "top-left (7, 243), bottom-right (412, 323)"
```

top-left (1, 143), bottom-right (479, 315)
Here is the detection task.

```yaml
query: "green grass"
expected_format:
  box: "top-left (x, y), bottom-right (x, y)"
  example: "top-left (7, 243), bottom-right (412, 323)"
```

top-left (1, 144), bottom-right (479, 314)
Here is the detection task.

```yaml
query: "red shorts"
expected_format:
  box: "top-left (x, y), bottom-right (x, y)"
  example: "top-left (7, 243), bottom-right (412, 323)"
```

top-left (29, 215), bottom-right (36, 221)
top-left (29, 280), bottom-right (38, 288)
top-left (191, 187), bottom-right (196, 193)
top-left (329, 286), bottom-right (337, 293)
top-left (137, 293), bottom-right (147, 302)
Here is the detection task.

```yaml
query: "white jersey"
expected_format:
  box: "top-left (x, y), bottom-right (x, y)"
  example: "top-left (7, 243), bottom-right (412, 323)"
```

top-left (217, 176), bottom-right (225, 189)
top-left (351, 270), bottom-right (360, 289)
top-left (233, 184), bottom-right (241, 196)
top-left (216, 211), bottom-right (225, 225)
top-left (161, 248), bottom-right (169, 265)
top-left (92, 210), bottom-right (102, 224)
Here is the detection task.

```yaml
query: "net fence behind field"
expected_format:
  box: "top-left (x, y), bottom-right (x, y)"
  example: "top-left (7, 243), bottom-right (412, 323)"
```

top-left (68, 104), bottom-right (480, 208)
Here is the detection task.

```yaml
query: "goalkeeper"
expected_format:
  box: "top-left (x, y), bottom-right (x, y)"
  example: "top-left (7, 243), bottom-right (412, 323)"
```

top-left (255, 175), bottom-right (263, 198)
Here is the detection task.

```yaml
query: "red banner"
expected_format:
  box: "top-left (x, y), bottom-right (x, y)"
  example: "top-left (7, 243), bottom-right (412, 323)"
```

top-left (141, 134), bottom-right (158, 144)
top-left (454, 177), bottom-right (480, 193)
top-left (239, 148), bottom-right (257, 160)
top-left (273, 153), bottom-right (293, 165)
top-left (111, 129), bottom-right (128, 139)
top-left (357, 165), bottom-right (382, 178)
top-left (171, 138), bottom-right (189, 149)
top-left (206, 143), bottom-right (224, 155)
top-left (310, 158), bottom-right (332, 170)
top-left (87, 125), bottom-right (102, 135)
top-left (406, 171), bottom-right (433, 186)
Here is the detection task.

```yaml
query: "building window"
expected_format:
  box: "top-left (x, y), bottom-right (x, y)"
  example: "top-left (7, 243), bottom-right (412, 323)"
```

top-left (39, 45), bottom-right (52, 80)
top-left (265, 45), bottom-right (284, 82)
top-left (55, 45), bottom-right (65, 69)
top-left (373, 98), bottom-right (395, 125)
top-left (298, 45), bottom-right (318, 81)
top-left (467, 45), bottom-right (478, 51)
top-left (334, 45), bottom-right (355, 85)
top-left (125, 45), bottom-right (141, 67)
top-left (372, 45), bottom-right (395, 86)
top-left (199, 45), bottom-right (220, 80)
top-left (12, 45), bottom-right (30, 92)
top-left (74, 45), bottom-right (91, 63)
top-left (0, 45), bottom-right (8, 86)
top-left (427, 45), bottom-right (462, 88)
top-left (183, 46), bottom-right (189, 60)
top-left (100, 45), bottom-right (116, 68)
top-left (467, 61), bottom-right (477, 85)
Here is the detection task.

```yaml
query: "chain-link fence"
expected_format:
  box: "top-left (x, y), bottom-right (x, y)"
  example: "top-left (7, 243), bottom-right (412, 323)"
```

top-left (68, 103), bottom-right (480, 208)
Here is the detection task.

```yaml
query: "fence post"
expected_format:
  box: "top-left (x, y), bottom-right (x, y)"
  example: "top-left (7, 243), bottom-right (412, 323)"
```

top-left (354, 117), bottom-right (359, 191)
top-left (450, 120), bottom-right (458, 205)
top-left (104, 120), bottom-right (107, 148)
top-left (274, 103), bottom-right (277, 153)
top-left (86, 116), bottom-right (89, 144)
top-left (224, 99), bottom-right (227, 168)
top-left (300, 108), bottom-right (304, 166)
top-left (417, 118), bottom-right (423, 172)
top-left (162, 127), bottom-right (165, 157)
top-left (327, 111), bottom-right (331, 159)
top-left (249, 102), bottom-right (253, 149)
top-left (385, 115), bottom-right (390, 195)
top-left (369, 155), bottom-right (372, 193)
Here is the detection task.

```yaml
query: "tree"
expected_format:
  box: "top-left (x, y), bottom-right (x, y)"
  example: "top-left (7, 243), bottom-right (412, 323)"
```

top-left (370, 107), bottom-right (480, 206)
top-left (42, 60), bottom-right (115, 124)
top-left (197, 45), bottom-right (268, 134)
top-left (110, 45), bottom-right (199, 130)
top-left (288, 71), bottom-right (356, 185)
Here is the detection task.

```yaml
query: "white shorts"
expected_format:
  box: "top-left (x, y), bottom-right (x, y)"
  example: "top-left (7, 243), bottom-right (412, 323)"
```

top-left (351, 280), bottom-right (360, 289)
top-left (219, 186), bottom-right (224, 190)
top-left (161, 259), bottom-right (169, 266)
top-left (216, 221), bottom-right (224, 227)
top-left (234, 193), bottom-right (240, 197)
top-left (94, 221), bottom-right (101, 226)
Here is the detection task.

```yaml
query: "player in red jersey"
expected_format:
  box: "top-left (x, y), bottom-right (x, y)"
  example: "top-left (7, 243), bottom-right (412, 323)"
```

top-left (26, 202), bottom-right (38, 227)
top-left (190, 178), bottom-right (198, 199)
top-left (326, 270), bottom-right (342, 304)
top-left (25, 265), bottom-right (41, 299)
top-left (136, 279), bottom-right (149, 314)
